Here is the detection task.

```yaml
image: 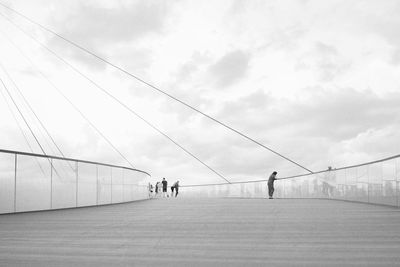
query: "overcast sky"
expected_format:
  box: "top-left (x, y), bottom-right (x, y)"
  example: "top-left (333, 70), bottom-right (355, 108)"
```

top-left (0, 0), bottom-right (399, 185)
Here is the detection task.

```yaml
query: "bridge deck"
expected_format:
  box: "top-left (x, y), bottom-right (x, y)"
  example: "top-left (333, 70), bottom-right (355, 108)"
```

top-left (0, 198), bottom-right (399, 266)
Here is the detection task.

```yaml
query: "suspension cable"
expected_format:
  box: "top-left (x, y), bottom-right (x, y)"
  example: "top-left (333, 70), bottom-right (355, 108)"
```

top-left (0, 59), bottom-right (75, 177)
top-left (0, 3), bottom-right (313, 174)
top-left (0, 61), bottom-right (65, 156)
top-left (0, 84), bottom-right (47, 175)
top-left (0, 76), bottom-right (47, 155)
top-left (0, 28), bottom-right (136, 169)
top-left (0, 88), bottom-right (35, 153)
top-left (0, 13), bottom-right (231, 184)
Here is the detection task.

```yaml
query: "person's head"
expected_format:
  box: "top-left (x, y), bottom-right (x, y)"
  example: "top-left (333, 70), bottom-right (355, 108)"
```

top-left (163, 178), bottom-right (165, 181)
top-left (272, 171), bottom-right (277, 175)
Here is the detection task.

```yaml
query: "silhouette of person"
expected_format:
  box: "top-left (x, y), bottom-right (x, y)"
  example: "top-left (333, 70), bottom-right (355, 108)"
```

top-left (155, 182), bottom-right (159, 196)
top-left (171, 185), bottom-right (175, 196)
top-left (268, 171), bottom-right (278, 199)
top-left (173, 181), bottom-right (180, 197)
top-left (148, 183), bottom-right (154, 198)
top-left (162, 178), bottom-right (168, 197)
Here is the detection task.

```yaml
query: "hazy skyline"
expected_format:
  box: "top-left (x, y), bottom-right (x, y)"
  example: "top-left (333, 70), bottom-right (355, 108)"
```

top-left (0, 0), bottom-right (399, 185)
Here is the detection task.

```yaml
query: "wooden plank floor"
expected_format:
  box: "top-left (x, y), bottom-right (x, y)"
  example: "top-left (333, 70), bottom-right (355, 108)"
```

top-left (0, 198), bottom-right (400, 266)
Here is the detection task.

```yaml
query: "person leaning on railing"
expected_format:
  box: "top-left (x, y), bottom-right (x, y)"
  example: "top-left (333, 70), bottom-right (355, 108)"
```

top-left (268, 171), bottom-right (278, 199)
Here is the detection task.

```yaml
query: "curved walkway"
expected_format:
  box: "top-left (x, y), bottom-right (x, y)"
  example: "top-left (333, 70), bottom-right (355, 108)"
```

top-left (0, 198), bottom-right (399, 266)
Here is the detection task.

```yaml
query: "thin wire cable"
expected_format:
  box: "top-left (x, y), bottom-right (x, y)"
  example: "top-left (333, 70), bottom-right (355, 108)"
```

top-left (0, 60), bottom-right (64, 157)
top-left (0, 3), bottom-right (314, 174)
top-left (0, 58), bottom-right (73, 177)
top-left (0, 26), bottom-right (136, 169)
top-left (0, 87), bottom-right (47, 176)
top-left (0, 85), bottom-right (37, 156)
top-left (0, 13), bottom-right (231, 183)
top-left (0, 76), bottom-right (47, 155)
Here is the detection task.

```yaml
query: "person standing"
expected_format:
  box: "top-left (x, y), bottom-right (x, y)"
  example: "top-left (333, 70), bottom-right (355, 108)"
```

top-left (148, 183), bottom-right (154, 198)
top-left (155, 182), bottom-right (159, 196)
top-left (268, 171), bottom-right (278, 199)
top-left (162, 178), bottom-right (168, 198)
top-left (171, 185), bottom-right (175, 196)
top-left (173, 181), bottom-right (180, 197)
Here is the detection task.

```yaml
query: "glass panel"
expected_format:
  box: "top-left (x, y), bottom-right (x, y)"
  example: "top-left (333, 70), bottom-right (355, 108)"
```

top-left (369, 163), bottom-right (383, 204)
top-left (98, 165), bottom-right (112, 205)
top-left (355, 166), bottom-right (368, 203)
top-left (0, 153), bottom-right (15, 213)
top-left (381, 160), bottom-right (396, 206)
top-left (111, 167), bottom-right (123, 203)
top-left (122, 169), bottom-right (131, 202)
top-left (52, 159), bottom-right (77, 209)
top-left (77, 163), bottom-right (97, 207)
top-left (16, 155), bottom-right (51, 212)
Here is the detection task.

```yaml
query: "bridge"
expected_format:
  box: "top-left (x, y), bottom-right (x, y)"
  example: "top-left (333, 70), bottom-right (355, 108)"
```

top-left (1, 149), bottom-right (400, 266)
top-left (1, 3), bottom-right (400, 266)
top-left (1, 198), bottom-right (400, 266)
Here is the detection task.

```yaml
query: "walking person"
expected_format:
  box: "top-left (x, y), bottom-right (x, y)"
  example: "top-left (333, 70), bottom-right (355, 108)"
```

top-left (268, 171), bottom-right (278, 199)
top-left (171, 185), bottom-right (175, 197)
top-left (162, 178), bottom-right (168, 198)
top-left (173, 181), bottom-right (180, 197)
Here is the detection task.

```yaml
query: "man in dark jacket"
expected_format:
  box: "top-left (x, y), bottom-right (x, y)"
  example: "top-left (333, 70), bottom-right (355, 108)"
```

top-left (268, 171), bottom-right (278, 199)
top-left (162, 178), bottom-right (168, 197)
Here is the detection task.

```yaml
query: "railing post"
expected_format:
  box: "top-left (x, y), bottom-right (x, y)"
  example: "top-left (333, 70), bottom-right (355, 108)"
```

top-left (14, 153), bottom-right (17, 213)
top-left (122, 169), bottom-right (125, 202)
top-left (75, 161), bottom-right (78, 207)
top-left (344, 169), bottom-right (347, 201)
top-left (367, 165), bottom-right (370, 203)
top-left (282, 180), bottom-right (286, 198)
top-left (96, 165), bottom-right (99, 206)
top-left (110, 168), bottom-right (113, 204)
top-left (50, 158), bottom-right (53, 209)
top-left (396, 160), bottom-right (399, 208)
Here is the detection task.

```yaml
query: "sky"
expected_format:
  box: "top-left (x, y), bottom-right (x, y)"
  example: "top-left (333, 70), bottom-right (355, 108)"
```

top-left (0, 0), bottom-right (399, 185)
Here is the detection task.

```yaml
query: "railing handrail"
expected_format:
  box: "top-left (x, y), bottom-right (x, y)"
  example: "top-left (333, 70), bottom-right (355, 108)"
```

top-left (182, 153), bottom-right (400, 187)
top-left (0, 148), bottom-right (151, 177)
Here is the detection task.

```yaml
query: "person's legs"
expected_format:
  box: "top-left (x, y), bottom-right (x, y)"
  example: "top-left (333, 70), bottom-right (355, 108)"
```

top-left (175, 188), bottom-right (179, 197)
top-left (268, 183), bottom-right (273, 198)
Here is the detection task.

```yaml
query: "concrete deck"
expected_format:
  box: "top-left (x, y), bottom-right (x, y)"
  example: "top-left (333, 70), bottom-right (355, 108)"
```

top-left (0, 198), bottom-right (400, 266)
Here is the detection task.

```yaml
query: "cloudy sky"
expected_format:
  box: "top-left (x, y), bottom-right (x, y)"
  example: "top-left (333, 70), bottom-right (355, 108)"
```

top-left (0, 0), bottom-right (399, 185)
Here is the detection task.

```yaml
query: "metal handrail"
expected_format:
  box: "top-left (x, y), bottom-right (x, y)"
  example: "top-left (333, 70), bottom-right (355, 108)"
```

top-left (0, 148), bottom-right (151, 177)
top-left (182, 153), bottom-right (400, 187)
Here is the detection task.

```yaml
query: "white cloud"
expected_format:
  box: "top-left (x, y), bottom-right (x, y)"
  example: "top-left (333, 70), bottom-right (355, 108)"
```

top-left (0, 0), bottom-right (399, 186)
top-left (208, 50), bottom-right (250, 88)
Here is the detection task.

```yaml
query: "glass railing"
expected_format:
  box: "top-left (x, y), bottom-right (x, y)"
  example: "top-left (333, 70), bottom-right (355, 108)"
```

top-left (0, 149), bottom-right (151, 214)
top-left (182, 154), bottom-right (400, 207)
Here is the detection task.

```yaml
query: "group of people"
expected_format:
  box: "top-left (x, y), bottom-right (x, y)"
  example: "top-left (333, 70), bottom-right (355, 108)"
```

top-left (148, 172), bottom-right (278, 199)
top-left (149, 178), bottom-right (180, 198)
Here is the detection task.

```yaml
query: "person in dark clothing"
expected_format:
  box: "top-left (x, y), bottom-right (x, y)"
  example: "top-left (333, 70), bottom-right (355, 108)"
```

top-left (162, 178), bottom-right (168, 197)
top-left (173, 181), bottom-right (180, 197)
top-left (268, 171), bottom-right (278, 199)
top-left (155, 182), bottom-right (159, 195)
top-left (171, 185), bottom-right (175, 196)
